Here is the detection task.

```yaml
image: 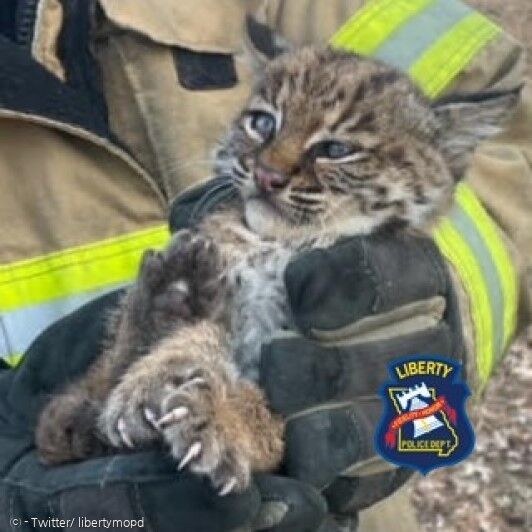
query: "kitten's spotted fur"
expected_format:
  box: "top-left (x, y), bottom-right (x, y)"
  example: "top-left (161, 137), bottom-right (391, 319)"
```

top-left (36, 48), bottom-right (517, 494)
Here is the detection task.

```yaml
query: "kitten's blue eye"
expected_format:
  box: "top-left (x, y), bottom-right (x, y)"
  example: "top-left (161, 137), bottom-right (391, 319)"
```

top-left (316, 141), bottom-right (354, 159)
top-left (248, 112), bottom-right (276, 139)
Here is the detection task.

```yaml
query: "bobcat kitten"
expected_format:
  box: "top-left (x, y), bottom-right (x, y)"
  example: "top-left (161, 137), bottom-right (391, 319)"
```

top-left (36, 47), bottom-right (517, 495)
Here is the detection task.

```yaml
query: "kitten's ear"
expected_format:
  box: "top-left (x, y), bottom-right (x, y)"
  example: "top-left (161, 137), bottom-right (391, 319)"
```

top-left (433, 87), bottom-right (521, 180)
top-left (244, 16), bottom-right (292, 73)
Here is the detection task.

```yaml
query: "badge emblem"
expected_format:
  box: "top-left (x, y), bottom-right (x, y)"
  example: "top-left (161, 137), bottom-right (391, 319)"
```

top-left (375, 355), bottom-right (475, 474)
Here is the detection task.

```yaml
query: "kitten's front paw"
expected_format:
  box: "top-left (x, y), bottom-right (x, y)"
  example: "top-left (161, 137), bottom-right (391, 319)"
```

top-left (138, 230), bottom-right (226, 322)
top-left (158, 370), bottom-right (252, 495)
top-left (98, 373), bottom-right (164, 451)
top-left (100, 364), bottom-right (251, 495)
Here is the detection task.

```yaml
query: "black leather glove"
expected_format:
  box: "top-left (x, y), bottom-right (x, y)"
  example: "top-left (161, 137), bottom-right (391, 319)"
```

top-left (260, 230), bottom-right (465, 520)
top-left (0, 292), bottom-right (330, 532)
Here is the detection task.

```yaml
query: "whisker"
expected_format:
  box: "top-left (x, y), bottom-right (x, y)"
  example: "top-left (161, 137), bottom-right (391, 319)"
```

top-left (233, 167), bottom-right (251, 182)
top-left (192, 187), bottom-right (238, 222)
top-left (290, 186), bottom-right (324, 194)
top-left (189, 177), bottom-right (236, 222)
top-left (288, 194), bottom-right (323, 206)
top-left (168, 158), bottom-right (218, 173)
top-left (194, 178), bottom-right (235, 206)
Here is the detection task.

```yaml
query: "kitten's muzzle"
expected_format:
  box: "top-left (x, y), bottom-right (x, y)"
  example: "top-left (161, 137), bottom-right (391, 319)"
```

top-left (254, 165), bottom-right (288, 192)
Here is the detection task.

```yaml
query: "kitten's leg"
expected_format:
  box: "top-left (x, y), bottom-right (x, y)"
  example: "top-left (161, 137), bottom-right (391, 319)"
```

top-left (36, 230), bottom-right (227, 465)
top-left (35, 387), bottom-right (108, 464)
top-left (99, 321), bottom-right (284, 494)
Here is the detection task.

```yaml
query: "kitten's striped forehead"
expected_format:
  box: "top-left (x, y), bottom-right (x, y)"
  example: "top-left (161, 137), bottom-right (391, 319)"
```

top-left (218, 46), bottom-right (454, 238)
top-left (253, 47), bottom-right (427, 137)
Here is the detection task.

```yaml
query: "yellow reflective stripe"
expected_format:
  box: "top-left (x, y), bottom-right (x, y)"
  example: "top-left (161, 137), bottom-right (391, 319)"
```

top-left (433, 216), bottom-right (493, 384)
top-left (331, 1), bottom-right (501, 99)
top-left (0, 225), bottom-right (170, 312)
top-left (3, 353), bottom-right (23, 368)
top-left (456, 186), bottom-right (518, 349)
top-left (410, 11), bottom-right (501, 97)
top-left (330, 0), bottom-right (433, 56)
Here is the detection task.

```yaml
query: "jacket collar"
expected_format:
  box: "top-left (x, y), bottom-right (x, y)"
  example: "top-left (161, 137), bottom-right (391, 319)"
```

top-left (0, 34), bottom-right (110, 139)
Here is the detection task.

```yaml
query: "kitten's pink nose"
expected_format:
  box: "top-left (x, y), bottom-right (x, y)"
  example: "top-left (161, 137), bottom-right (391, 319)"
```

top-left (254, 165), bottom-right (288, 192)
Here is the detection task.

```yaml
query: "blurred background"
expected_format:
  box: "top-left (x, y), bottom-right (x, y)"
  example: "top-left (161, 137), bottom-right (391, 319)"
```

top-left (410, 4), bottom-right (532, 530)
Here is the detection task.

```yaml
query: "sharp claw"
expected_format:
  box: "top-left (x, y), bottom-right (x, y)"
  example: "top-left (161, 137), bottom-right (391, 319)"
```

top-left (178, 442), bottom-right (202, 470)
top-left (143, 407), bottom-right (159, 428)
top-left (179, 377), bottom-right (207, 391)
top-left (157, 406), bottom-right (189, 428)
top-left (218, 477), bottom-right (237, 496)
top-left (117, 418), bottom-right (134, 448)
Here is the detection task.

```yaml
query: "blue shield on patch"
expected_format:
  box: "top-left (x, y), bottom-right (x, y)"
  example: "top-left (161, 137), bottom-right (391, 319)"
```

top-left (375, 355), bottom-right (475, 474)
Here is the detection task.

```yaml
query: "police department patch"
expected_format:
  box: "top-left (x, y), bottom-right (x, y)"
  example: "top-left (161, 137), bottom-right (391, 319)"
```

top-left (375, 356), bottom-right (475, 474)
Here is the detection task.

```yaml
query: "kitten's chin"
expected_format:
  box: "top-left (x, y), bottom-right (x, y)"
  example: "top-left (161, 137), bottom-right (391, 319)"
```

top-left (244, 198), bottom-right (285, 238)
top-left (244, 197), bottom-right (380, 240)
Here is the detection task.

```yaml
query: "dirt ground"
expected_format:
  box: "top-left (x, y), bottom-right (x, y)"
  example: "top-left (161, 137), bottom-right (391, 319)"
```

top-left (410, 2), bottom-right (532, 531)
top-left (411, 337), bottom-right (532, 531)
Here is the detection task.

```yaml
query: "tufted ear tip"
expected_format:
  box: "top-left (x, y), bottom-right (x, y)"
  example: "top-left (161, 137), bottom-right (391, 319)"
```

top-left (243, 16), bottom-right (292, 74)
top-left (433, 87), bottom-right (521, 180)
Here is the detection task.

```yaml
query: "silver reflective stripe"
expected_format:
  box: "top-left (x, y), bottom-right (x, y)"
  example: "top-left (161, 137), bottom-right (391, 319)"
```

top-left (0, 316), bottom-right (12, 358)
top-left (373, 0), bottom-right (472, 71)
top-left (0, 282), bottom-right (127, 360)
top-left (448, 204), bottom-right (505, 362)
